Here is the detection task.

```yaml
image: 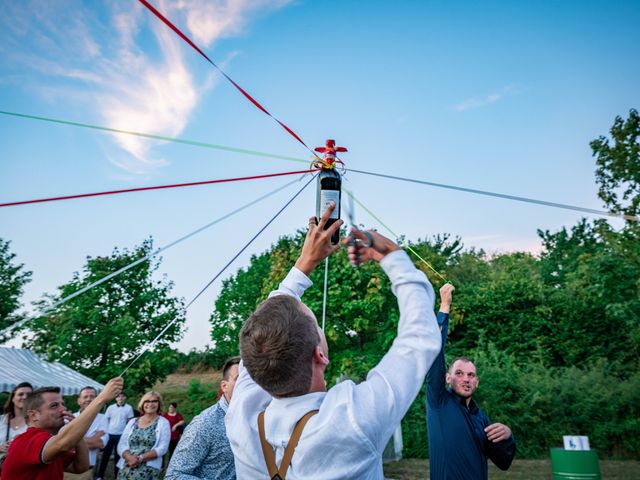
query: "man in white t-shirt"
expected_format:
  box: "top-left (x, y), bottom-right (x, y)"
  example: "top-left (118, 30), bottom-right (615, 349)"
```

top-left (226, 204), bottom-right (441, 479)
top-left (64, 386), bottom-right (109, 480)
top-left (96, 393), bottom-right (134, 480)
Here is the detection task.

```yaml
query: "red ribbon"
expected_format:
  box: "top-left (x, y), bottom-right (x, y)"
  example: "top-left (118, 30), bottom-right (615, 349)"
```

top-left (138, 0), bottom-right (311, 152)
top-left (0, 169), bottom-right (316, 208)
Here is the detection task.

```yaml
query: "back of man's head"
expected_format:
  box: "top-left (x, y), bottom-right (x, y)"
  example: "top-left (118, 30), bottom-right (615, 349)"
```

top-left (24, 386), bottom-right (61, 420)
top-left (240, 295), bottom-right (320, 398)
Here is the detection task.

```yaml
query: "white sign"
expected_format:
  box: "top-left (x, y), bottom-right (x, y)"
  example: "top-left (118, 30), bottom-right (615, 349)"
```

top-left (563, 435), bottom-right (591, 451)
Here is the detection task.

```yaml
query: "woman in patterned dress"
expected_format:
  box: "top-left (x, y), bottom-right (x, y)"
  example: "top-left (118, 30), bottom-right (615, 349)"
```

top-left (116, 391), bottom-right (171, 480)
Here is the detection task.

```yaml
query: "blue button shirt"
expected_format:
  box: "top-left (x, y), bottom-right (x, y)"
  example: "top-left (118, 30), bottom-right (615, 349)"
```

top-left (165, 396), bottom-right (236, 480)
top-left (426, 312), bottom-right (516, 479)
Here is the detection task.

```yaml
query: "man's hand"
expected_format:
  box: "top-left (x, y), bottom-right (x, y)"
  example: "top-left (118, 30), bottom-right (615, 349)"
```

top-left (0, 442), bottom-right (9, 453)
top-left (343, 228), bottom-right (399, 265)
top-left (295, 202), bottom-right (343, 275)
top-left (97, 377), bottom-right (124, 404)
top-left (485, 423), bottom-right (512, 443)
top-left (439, 283), bottom-right (455, 314)
top-left (62, 410), bottom-right (75, 424)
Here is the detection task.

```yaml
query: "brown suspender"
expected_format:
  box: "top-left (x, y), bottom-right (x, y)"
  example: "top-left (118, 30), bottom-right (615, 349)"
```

top-left (258, 409), bottom-right (319, 480)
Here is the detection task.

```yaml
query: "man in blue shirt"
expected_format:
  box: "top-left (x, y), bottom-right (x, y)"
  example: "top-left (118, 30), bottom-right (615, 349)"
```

top-left (426, 284), bottom-right (516, 479)
top-left (165, 356), bottom-right (240, 480)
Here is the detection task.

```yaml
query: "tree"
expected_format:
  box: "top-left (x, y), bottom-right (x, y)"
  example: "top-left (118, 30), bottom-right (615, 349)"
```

top-left (0, 238), bottom-right (32, 338)
top-left (25, 239), bottom-right (185, 394)
top-left (591, 108), bottom-right (640, 219)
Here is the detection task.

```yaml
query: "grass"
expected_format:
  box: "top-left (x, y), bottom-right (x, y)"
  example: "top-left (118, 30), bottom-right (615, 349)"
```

top-left (383, 458), bottom-right (640, 480)
top-left (95, 457), bottom-right (640, 479)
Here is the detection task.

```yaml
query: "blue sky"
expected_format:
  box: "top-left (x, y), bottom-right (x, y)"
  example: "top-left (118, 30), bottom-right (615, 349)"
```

top-left (1, 0), bottom-right (638, 352)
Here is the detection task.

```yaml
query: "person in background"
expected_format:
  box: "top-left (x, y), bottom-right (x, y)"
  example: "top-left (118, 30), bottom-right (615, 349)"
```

top-left (0, 383), bottom-right (33, 467)
top-left (96, 392), bottom-right (134, 480)
top-left (165, 356), bottom-right (240, 480)
top-left (163, 402), bottom-right (184, 461)
top-left (64, 386), bottom-right (109, 480)
top-left (117, 391), bottom-right (170, 480)
top-left (426, 284), bottom-right (516, 480)
top-left (1, 378), bottom-right (123, 480)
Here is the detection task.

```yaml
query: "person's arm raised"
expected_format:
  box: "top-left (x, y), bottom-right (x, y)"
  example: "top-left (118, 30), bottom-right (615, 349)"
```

top-left (42, 377), bottom-right (123, 463)
top-left (345, 228), bottom-right (441, 452)
top-left (427, 283), bottom-right (455, 408)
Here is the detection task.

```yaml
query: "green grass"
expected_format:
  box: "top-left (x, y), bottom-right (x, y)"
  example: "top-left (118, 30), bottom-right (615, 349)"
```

top-left (383, 458), bottom-right (640, 479)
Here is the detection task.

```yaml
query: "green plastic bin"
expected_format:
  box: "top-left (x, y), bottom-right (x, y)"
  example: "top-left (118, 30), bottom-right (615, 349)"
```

top-left (550, 448), bottom-right (601, 479)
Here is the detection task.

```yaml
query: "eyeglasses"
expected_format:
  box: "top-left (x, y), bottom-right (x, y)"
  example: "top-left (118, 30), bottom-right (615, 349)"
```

top-left (143, 400), bottom-right (159, 404)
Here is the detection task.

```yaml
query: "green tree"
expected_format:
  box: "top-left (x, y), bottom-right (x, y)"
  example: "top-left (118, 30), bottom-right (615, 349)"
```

top-left (26, 239), bottom-right (185, 394)
top-left (0, 238), bottom-right (32, 338)
top-left (538, 220), bottom-right (640, 370)
top-left (591, 108), bottom-right (640, 219)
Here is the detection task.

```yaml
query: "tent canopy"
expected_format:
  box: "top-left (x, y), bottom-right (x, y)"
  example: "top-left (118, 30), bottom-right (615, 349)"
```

top-left (0, 347), bottom-right (104, 396)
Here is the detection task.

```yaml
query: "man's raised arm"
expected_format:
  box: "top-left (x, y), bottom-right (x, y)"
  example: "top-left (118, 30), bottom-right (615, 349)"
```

top-left (43, 378), bottom-right (123, 463)
top-left (427, 283), bottom-right (455, 408)
top-left (346, 228), bottom-right (441, 451)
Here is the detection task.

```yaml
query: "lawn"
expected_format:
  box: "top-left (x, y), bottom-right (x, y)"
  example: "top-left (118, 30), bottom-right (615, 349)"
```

top-left (383, 458), bottom-right (640, 480)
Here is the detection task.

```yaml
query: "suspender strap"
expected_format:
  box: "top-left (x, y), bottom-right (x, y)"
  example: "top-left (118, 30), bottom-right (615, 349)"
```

top-left (258, 409), bottom-right (319, 480)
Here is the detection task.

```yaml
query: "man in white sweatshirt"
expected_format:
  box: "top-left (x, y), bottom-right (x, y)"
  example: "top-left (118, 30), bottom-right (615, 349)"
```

top-left (226, 203), bottom-right (441, 479)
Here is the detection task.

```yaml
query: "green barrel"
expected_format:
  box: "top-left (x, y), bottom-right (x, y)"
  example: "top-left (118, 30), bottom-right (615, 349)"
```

top-left (550, 448), bottom-right (601, 479)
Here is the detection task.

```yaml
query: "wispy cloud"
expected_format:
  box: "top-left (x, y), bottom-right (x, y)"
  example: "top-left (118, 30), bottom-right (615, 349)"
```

top-left (0, 0), bottom-right (293, 175)
top-left (452, 85), bottom-right (522, 112)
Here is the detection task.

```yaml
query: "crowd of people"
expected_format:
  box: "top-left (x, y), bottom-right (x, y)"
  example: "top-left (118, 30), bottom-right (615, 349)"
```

top-left (0, 203), bottom-right (516, 479)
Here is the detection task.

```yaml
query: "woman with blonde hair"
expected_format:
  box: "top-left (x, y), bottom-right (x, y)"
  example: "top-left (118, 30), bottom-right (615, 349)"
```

top-left (116, 391), bottom-right (170, 479)
top-left (0, 382), bottom-right (33, 460)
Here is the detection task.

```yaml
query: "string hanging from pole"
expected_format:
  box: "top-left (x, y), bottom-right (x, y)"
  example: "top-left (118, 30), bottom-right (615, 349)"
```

top-left (322, 258), bottom-right (329, 331)
top-left (120, 173), bottom-right (317, 375)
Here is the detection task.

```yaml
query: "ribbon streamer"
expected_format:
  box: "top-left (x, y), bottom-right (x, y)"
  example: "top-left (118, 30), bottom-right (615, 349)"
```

top-left (139, 0), bottom-right (317, 158)
top-left (0, 169), bottom-right (316, 208)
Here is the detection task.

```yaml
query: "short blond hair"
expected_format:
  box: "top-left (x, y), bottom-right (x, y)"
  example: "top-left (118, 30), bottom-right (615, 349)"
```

top-left (137, 391), bottom-right (163, 415)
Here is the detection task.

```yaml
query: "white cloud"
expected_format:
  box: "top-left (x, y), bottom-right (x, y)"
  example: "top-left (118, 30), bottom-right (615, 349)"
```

top-left (0, 0), bottom-right (293, 175)
top-left (452, 85), bottom-right (522, 112)
top-left (176, 0), bottom-right (294, 47)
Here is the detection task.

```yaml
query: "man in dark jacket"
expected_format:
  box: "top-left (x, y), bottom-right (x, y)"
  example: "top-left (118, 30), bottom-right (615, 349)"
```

top-left (426, 284), bottom-right (515, 479)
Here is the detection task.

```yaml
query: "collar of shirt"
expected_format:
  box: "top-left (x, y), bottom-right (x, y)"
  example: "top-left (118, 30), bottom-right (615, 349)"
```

top-left (219, 394), bottom-right (229, 414)
top-left (448, 388), bottom-right (480, 414)
top-left (264, 392), bottom-right (325, 448)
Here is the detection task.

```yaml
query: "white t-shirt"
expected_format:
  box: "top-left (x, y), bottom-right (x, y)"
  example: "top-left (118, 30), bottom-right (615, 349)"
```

top-left (105, 403), bottom-right (135, 435)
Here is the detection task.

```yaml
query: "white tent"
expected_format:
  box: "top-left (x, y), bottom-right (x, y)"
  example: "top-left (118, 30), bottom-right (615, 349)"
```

top-left (0, 347), bottom-right (104, 395)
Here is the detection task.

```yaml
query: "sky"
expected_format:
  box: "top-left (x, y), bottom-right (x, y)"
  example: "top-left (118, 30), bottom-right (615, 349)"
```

top-left (1, 0), bottom-right (639, 353)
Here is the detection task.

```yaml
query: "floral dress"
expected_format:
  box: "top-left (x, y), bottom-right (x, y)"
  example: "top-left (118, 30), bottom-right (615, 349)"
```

top-left (118, 417), bottom-right (162, 480)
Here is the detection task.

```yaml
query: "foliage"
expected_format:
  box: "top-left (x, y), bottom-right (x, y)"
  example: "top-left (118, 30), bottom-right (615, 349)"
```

top-left (209, 221), bottom-right (640, 459)
top-left (25, 239), bottom-right (185, 394)
top-left (206, 110), bottom-right (640, 459)
top-left (0, 238), bottom-right (32, 339)
top-left (591, 108), bottom-right (640, 219)
top-left (184, 379), bottom-right (218, 419)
